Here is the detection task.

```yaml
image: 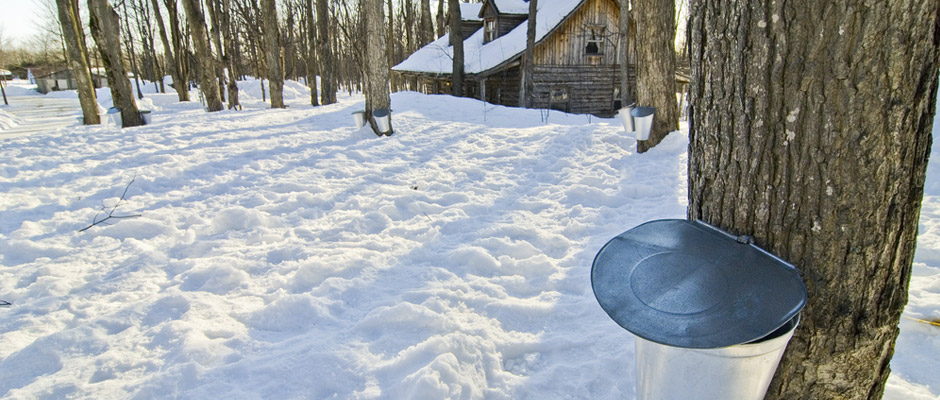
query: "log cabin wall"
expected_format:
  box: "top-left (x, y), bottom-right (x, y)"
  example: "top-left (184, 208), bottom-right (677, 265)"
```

top-left (483, 66), bottom-right (522, 106)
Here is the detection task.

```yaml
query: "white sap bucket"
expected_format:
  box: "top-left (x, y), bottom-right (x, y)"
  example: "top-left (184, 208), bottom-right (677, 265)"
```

top-left (352, 110), bottom-right (366, 128)
top-left (139, 110), bottom-right (152, 124)
top-left (373, 108), bottom-right (391, 135)
top-left (631, 106), bottom-right (656, 141)
top-left (618, 104), bottom-right (635, 133)
top-left (107, 107), bottom-right (122, 128)
top-left (635, 316), bottom-right (799, 400)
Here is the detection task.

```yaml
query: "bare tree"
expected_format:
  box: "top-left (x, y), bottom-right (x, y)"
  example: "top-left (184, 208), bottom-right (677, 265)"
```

top-left (153, 0), bottom-right (190, 101)
top-left (632, 0), bottom-right (677, 153)
top-left (261, 0), bottom-right (285, 108)
top-left (687, 1), bottom-right (940, 399)
top-left (304, 0), bottom-right (319, 106)
top-left (180, 0), bottom-right (224, 111)
top-left (522, 0), bottom-right (536, 107)
top-left (419, 0), bottom-right (432, 45)
top-left (448, 0), bottom-right (462, 96)
top-left (316, 0), bottom-right (335, 104)
top-left (363, 0), bottom-right (391, 135)
top-left (87, 0), bottom-right (144, 127)
top-left (219, 0), bottom-right (241, 109)
top-left (618, 0), bottom-right (633, 107)
top-left (55, 0), bottom-right (100, 124)
top-left (435, 0), bottom-right (445, 38)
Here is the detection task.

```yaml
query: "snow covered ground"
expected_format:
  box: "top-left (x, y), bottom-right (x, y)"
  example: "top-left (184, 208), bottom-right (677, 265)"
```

top-left (0, 79), bottom-right (938, 399)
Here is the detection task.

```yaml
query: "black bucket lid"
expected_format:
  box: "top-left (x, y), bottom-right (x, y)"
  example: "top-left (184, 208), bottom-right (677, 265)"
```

top-left (591, 219), bottom-right (806, 349)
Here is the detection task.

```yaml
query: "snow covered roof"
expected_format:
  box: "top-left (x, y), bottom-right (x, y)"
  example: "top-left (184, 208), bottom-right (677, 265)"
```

top-left (393, 0), bottom-right (583, 76)
top-left (460, 3), bottom-right (483, 21)
top-left (491, 0), bottom-right (530, 14)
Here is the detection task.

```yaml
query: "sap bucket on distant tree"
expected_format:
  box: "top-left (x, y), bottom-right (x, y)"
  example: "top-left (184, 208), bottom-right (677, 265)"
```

top-left (373, 108), bottom-right (392, 135)
top-left (107, 107), bottom-right (122, 128)
top-left (631, 106), bottom-right (656, 141)
top-left (139, 109), bottom-right (152, 125)
top-left (618, 104), bottom-right (636, 133)
top-left (352, 110), bottom-right (366, 128)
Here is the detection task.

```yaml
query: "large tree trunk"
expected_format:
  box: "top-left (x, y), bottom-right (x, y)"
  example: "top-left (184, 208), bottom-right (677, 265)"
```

top-left (152, 0), bottom-right (188, 101)
top-left (180, 0), bottom-right (224, 112)
top-left (633, 0), bottom-right (677, 153)
top-left (87, 0), bottom-right (144, 127)
top-left (316, 0), bottom-right (336, 104)
top-left (363, 0), bottom-right (392, 135)
top-left (687, 1), bottom-right (940, 399)
top-left (448, 0), bottom-right (462, 96)
top-left (261, 0), bottom-right (285, 108)
top-left (56, 0), bottom-right (100, 125)
top-left (522, 0), bottom-right (536, 107)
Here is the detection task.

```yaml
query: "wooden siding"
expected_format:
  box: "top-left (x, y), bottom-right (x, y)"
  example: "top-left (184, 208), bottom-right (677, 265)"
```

top-left (533, 0), bottom-right (630, 67)
top-left (481, 2), bottom-right (527, 43)
top-left (482, 66), bottom-right (522, 106)
top-left (529, 65), bottom-right (623, 116)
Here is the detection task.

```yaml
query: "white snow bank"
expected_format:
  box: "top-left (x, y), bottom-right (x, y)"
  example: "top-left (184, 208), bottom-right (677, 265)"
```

top-left (0, 81), bottom-right (937, 399)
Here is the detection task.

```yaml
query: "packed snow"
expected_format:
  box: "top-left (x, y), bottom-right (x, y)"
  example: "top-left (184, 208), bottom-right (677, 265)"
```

top-left (0, 78), bottom-right (938, 399)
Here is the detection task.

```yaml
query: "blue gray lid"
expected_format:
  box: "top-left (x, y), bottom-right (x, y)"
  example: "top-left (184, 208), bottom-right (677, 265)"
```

top-left (373, 108), bottom-right (390, 118)
top-left (591, 219), bottom-right (806, 348)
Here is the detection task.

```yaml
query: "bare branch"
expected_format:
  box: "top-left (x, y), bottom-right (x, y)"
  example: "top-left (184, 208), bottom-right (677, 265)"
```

top-left (79, 175), bottom-right (143, 232)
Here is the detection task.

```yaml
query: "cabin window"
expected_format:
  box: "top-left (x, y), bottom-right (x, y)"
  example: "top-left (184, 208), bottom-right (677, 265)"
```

top-left (485, 18), bottom-right (497, 42)
top-left (585, 26), bottom-right (605, 55)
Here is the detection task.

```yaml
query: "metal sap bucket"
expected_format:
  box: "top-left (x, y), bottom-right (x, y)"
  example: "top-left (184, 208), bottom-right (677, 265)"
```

top-left (139, 109), bottom-right (152, 124)
top-left (618, 104), bottom-right (635, 133)
top-left (592, 219), bottom-right (807, 400)
top-left (107, 107), bottom-right (122, 128)
top-left (636, 315), bottom-right (799, 400)
top-left (631, 106), bottom-right (655, 141)
top-left (373, 108), bottom-right (391, 135)
top-left (352, 110), bottom-right (366, 128)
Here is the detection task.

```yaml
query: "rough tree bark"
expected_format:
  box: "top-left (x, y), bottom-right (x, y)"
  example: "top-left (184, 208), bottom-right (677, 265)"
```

top-left (261, 0), bottom-right (285, 108)
top-left (522, 0), bottom-right (536, 107)
top-left (180, 0), bottom-right (224, 111)
top-left (687, 1), bottom-right (940, 399)
top-left (363, 0), bottom-right (392, 136)
top-left (448, 0), bottom-right (462, 96)
top-left (316, 0), bottom-right (336, 104)
top-left (152, 0), bottom-right (189, 101)
top-left (87, 0), bottom-right (144, 127)
top-left (55, 0), bottom-right (100, 125)
top-left (304, 0), bottom-right (319, 106)
top-left (633, 0), bottom-right (677, 153)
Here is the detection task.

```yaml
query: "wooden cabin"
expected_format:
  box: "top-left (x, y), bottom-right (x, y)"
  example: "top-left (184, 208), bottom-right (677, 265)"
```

top-left (393, 0), bottom-right (636, 117)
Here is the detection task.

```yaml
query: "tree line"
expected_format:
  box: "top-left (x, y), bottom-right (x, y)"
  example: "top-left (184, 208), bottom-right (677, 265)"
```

top-left (53, 0), bottom-right (457, 133)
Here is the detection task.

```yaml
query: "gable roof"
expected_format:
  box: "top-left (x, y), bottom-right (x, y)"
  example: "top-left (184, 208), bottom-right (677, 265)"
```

top-left (490, 0), bottom-right (530, 14)
top-left (393, 0), bottom-right (585, 76)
